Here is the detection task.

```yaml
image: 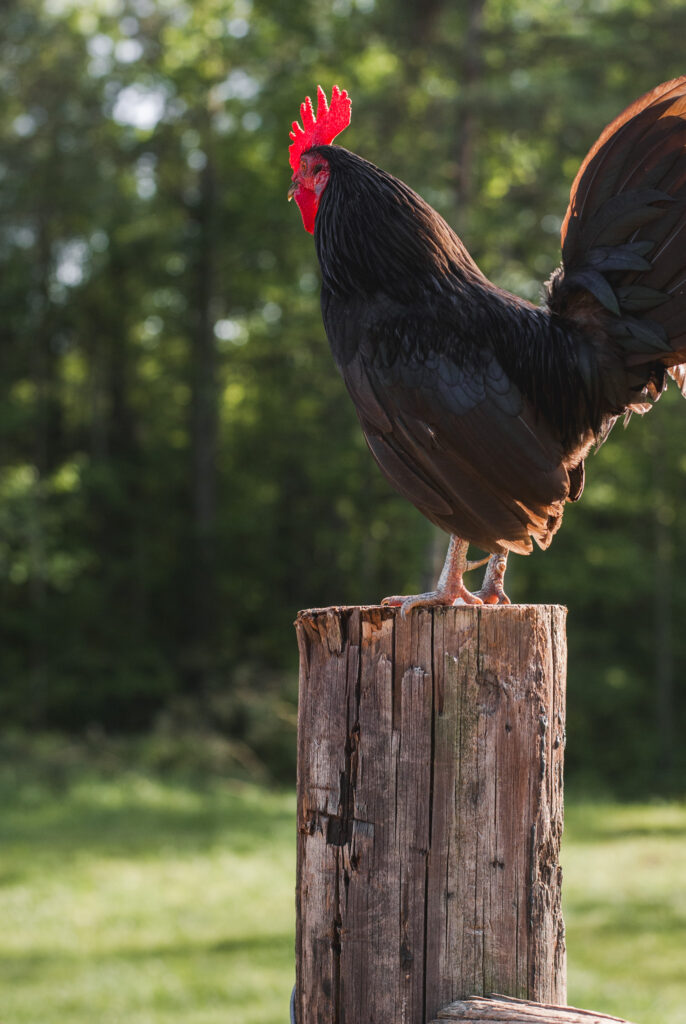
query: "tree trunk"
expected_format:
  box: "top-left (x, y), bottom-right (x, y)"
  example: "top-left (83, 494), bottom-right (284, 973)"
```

top-left (454, 0), bottom-right (486, 228)
top-left (187, 128), bottom-right (219, 691)
top-left (650, 417), bottom-right (675, 784)
top-left (294, 605), bottom-right (567, 1024)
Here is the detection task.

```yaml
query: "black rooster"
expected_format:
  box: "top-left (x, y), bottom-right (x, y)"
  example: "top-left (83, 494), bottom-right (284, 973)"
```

top-left (288, 81), bottom-right (686, 612)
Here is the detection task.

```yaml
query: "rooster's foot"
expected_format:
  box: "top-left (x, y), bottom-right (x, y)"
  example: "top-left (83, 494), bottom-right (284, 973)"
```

top-left (473, 553), bottom-right (510, 605)
top-left (380, 535), bottom-right (490, 618)
top-left (382, 583), bottom-right (482, 617)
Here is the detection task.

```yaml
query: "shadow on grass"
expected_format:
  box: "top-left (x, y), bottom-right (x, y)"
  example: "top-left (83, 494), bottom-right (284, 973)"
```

top-left (1, 931), bottom-right (293, 973)
top-left (568, 899), bottom-right (686, 938)
top-left (564, 804), bottom-right (686, 843)
top-left (1, 773), bottom-right (295, 864)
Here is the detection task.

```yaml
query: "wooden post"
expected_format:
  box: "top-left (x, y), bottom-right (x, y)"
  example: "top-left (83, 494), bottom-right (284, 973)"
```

top-left (294, 605), bottom-right (567, 1024)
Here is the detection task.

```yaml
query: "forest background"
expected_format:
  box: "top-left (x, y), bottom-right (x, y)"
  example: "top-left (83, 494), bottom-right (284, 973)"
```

top-left (2, 0), bottom-right (686, 796)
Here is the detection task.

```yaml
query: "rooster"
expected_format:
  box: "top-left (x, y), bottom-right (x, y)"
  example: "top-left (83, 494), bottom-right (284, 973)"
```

top-left (287, 81), bottom-right (686, 612)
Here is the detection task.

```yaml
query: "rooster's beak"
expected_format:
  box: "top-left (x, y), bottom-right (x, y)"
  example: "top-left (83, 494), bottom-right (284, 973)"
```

top-left (287, 180), bottom-right (298, 201)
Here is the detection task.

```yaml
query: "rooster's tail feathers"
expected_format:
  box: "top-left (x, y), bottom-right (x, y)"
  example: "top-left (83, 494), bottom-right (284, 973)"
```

top-left (547, 77), bottom-right (686, 380)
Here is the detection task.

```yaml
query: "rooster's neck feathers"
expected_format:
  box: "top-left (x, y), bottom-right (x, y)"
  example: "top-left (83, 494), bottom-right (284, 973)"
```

top-left (311, 146), bottom-right (488, 301)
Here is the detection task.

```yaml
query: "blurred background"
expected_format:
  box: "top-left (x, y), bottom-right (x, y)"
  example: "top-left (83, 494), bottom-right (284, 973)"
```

top-left (1, 0), bottom-right (685, 1022)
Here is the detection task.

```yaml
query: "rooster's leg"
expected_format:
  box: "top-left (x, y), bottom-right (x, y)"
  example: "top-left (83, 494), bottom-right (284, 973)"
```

top-left (381, 535), bottom-right (489, 617)
top-left (473, 553), bottom-right (511, 605)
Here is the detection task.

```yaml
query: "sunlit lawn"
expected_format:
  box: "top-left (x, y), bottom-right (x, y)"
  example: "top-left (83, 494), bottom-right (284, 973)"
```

top-left (1, 750), bottom-right (684, 1023)
top-left (563, 802), bottom-right (686, 1023)
top-left (0, 761), bottom-right (296, 1024)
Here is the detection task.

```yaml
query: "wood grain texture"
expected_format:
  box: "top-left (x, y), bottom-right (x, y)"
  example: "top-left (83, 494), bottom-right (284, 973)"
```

top-left (433, 994), bottom-right (633, 1024)
top-left (295, 605), bottom-right (567, 1024)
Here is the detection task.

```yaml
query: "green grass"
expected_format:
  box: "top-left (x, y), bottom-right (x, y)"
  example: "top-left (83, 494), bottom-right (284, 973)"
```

top-left (0, 745), bottom-right (684, 1023)
top-left (563, 802), bottom-right (686, 1023)
top-left (0, 751), bottom-right (296, 1024)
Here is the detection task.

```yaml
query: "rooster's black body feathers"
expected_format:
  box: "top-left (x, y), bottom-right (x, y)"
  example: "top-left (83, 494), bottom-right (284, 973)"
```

top-left (308, 78), bottom-right (686, 556)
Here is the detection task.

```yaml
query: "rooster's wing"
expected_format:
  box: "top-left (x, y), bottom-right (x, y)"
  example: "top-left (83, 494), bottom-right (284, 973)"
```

top-left (327, 294), bottom-right (572, 554)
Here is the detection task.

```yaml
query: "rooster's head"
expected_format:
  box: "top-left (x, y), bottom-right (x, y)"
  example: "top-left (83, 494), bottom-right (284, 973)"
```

top-left (288, 85), bottom-right (351, 234)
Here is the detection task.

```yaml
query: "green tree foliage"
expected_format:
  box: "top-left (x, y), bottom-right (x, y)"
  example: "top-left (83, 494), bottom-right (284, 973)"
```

top-left (1, 0), bottom-right (685, 791)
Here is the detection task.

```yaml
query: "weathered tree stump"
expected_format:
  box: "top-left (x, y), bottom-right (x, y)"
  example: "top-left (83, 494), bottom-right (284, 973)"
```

top-left (294, 605), bottom-right (567, 1024)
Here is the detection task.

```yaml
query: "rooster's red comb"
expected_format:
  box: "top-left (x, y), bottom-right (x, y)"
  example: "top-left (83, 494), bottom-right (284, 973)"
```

top-left (289, 85), bottom-right (351, 173)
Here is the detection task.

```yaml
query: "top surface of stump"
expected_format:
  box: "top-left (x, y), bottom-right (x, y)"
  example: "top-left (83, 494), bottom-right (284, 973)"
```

top-left (297, 603), bottom-right (567, 619)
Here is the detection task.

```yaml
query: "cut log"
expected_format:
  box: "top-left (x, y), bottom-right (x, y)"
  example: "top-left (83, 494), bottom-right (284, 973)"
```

top-left (294, 605), bottom-right (567, 1024)
top-left (434, 994), bottom-right (635, 1024)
